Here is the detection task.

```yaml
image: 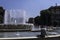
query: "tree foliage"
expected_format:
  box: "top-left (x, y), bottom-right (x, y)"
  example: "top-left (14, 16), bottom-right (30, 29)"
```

top-left (40, 10), bottom-right (51, 26)
top-left (34, 16), bottom-right (41, 26)
top-left (28, 17), bottom-right (34, 23)
top-left (28, 9), bottom-right (51, 26)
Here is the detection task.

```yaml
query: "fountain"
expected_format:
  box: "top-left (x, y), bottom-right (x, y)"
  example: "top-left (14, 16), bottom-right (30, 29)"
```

top-left (0, 9), bottom-right (35, 31)
top-left (0, 9), bottom-right (38, 40)
top-left (4, 9), bottom-right (26, 24)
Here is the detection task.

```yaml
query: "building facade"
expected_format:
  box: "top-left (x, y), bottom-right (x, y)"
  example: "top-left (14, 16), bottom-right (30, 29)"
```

top-left (48, 6), bottom-right (60, 26)
top-left (40, 6), bottom-right (60, 26)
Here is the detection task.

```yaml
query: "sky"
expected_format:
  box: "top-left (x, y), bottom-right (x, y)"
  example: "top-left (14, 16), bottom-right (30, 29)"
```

top-left (0, 0), bottom-right (60, 19)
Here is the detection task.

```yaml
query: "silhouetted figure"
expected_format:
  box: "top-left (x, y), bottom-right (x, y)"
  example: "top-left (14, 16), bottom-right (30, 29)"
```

top-left (40, 28), bottom-right (46, 37)
top-left (37, 25), bottom-right (46, 38)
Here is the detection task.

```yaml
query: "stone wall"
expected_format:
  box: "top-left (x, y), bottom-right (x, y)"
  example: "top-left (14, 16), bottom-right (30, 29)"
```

top-left (0, 24), bottom-right (32, 32)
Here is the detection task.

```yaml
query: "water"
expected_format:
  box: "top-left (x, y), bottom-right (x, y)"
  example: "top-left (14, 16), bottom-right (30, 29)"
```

top-left (0, 32), bottom-right (40, 38)
top-left (0, 27), bottom-right (60, 38)
top-left (0, 31), bottom-right (58, 38)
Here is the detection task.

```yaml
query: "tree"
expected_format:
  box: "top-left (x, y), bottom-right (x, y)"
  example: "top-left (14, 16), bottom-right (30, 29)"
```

top-left (34, 16), bottom-right (41, 26)
top-left (27, 17), bottom-right (34, 23)
top-left (40, 9), bottom-right (51, 26)
top-left (0, 7), bottom-right (5, 23)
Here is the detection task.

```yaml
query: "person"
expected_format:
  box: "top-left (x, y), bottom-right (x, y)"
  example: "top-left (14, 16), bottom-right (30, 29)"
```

top-left (37, 25), bottom-right (46, 38)
top-left (40, 28), bottom-right (46, 38)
